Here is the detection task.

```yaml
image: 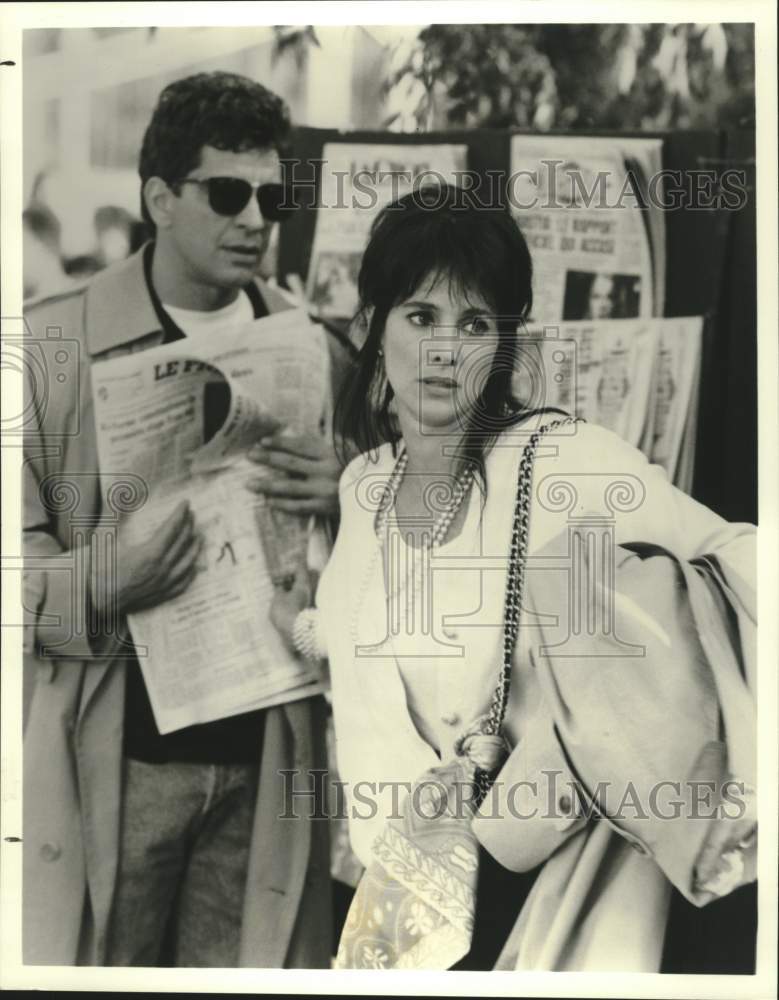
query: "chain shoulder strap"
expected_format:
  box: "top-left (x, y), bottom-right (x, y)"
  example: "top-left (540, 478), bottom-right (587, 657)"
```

top-left (485, 416), bottom-right (580, 737)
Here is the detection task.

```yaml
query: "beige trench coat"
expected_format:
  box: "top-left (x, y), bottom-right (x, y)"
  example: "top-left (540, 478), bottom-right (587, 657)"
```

top-left (22, 248), bottom-right (351, 966)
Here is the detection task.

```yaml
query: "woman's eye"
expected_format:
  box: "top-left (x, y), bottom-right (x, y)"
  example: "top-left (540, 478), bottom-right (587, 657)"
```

top-left (408, 311), bottom-right (434, 328)
top-left (462, 317), bottom-right (490, 336)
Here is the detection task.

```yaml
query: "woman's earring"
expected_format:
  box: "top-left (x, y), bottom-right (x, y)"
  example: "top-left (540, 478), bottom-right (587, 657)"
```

top-left (377, 348), bottom-right (384, 358)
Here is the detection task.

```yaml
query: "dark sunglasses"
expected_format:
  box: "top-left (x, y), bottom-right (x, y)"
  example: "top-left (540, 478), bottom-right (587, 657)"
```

top-left (175, 177), bottom-right (295, 221)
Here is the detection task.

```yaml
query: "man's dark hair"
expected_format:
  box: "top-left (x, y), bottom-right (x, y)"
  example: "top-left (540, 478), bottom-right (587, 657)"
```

top-left (138, 71), bottom-right (291, 225)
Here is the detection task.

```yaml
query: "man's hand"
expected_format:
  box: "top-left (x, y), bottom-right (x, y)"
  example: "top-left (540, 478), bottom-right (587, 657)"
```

top-left (90, 500), bottom-right (203, 619)
top-left (245, 432), bottom-right (341, 517)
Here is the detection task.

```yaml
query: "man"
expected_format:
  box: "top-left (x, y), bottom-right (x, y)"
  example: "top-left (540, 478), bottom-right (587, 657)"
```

top-left (22, 71), bottom-right (351, 967)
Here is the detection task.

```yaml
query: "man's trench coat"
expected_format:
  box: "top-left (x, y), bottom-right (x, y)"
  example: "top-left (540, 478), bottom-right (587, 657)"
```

top-left (21, 247), bottom-right (351, 966)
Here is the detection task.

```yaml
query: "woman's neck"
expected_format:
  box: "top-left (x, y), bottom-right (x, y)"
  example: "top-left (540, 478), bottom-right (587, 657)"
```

top-left (391, 421), bottom-right (473, 547)
top-left (398, 421), bottom-right (462, 479)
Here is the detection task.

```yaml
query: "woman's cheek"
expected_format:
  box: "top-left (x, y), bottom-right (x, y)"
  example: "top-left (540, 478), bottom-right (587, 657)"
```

top-left (459, 344), bottom-right (497, 401)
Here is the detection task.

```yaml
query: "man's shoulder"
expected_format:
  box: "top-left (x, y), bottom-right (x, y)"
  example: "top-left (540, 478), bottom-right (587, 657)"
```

top-left (255, 278), bottom-right (357, 359)
top-left (24, 281), bottom-right (89, 323)
top-left (254, 276), bottom-right (297, 315)
top-left (24, 253), bottom-right (141, 325)
top-left (26, 249), bottom-right (160, 359)
top-left (22, 282), bottom-right (92, 362)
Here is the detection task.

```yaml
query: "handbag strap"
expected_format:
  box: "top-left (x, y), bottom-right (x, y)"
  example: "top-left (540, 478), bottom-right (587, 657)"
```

top-left (485, 416), bottom-right (580, 737)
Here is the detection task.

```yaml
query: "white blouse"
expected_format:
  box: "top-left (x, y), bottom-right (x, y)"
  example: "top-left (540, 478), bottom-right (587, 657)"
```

top-left (315, 421), bottom-right (755, 868)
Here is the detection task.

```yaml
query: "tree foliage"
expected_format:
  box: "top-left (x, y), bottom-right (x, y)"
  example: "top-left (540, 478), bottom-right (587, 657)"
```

top-left (385, 23), bottom-right (755, 132)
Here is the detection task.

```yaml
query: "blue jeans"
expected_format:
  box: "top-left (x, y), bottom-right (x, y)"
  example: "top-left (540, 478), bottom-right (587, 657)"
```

top-left (105, 758), bottom-right (259, 967)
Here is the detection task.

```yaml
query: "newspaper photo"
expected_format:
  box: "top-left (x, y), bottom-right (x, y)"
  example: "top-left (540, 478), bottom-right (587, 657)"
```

top-left (306, 141), bottom-right (468, 322)
top-left (91, 308), bottom-right (330, 733)
top-left (510, 135), bottom-right (657, 324)
top-left (513, 317), bottom-right (703, 485)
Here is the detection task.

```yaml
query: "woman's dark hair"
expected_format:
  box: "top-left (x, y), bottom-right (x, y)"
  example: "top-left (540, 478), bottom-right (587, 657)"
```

top-left (334, 184), bottom-right (535, 485)
top-left (138, 71), bottom-right (291, 225)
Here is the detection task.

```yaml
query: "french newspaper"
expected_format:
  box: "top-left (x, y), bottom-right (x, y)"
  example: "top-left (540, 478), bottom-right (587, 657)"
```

top-left (91, 308), bottom-right (330, 733)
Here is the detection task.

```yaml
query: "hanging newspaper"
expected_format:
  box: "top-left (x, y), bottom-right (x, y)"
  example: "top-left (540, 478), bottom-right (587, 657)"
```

top-left (649, 315), bottom-right (704, 489)
top-left (509, 135), bottom-right (657, 325)
top-left (306, 141), bottom-right (468, 323)
top-left (573, 135), bottom-right (666, 315)
top-left (512, 316), bottom-right (702, 486)
top-left (91, 308), bottom-right (329, 733)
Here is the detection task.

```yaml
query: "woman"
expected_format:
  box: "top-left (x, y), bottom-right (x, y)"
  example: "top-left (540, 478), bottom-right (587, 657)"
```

top-left (270, 185), bottom-right (757, 971)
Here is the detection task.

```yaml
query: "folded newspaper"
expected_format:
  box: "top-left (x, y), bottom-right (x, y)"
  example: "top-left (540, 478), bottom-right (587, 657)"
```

top-left (91, 308), bottom-right (330, 733)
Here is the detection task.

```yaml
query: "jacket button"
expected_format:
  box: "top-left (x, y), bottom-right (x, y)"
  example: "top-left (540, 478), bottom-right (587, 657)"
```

top-left (40, 842), bottom-right (61, 862)
top-left (554, 794), bottom-right (579, 830)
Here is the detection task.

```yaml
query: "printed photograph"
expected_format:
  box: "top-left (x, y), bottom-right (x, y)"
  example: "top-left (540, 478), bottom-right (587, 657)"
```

top-left (563, 270), bottom-right (643, 320)
top-left (1, 6), bottom-right (774, 995)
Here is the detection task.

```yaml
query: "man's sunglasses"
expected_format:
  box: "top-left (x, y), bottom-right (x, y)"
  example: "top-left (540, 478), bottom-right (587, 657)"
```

top-left (174, 177), bottom-right (295, 221)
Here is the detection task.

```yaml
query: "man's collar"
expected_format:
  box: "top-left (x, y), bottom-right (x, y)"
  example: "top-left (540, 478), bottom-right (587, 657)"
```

top-left (84, 242), bottom-right (279, 356)
top-left (83, 244), bottom-right (161, 356)
top-left (141, 241), bottom-right (192, 343)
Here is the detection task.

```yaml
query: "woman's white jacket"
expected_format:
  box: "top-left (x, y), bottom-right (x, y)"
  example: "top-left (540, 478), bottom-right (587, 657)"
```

top-left (317, 421), bottom-right (756, 971)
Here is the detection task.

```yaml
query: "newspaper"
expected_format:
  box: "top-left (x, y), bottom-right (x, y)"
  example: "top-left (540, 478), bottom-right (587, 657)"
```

top-left (306, 141), bottom-right (468, 322)
top-left (91, 308), bottom-right (329, 733)
top-left (571, 135), bottom-right (666, 315)
top-left (509, 135), bottom-right (655, 325)
top-left (674, 366), bottom-right (702, 496)
top-left (616, 137), bottom-right (665, 317)
top-left (513, 317), bottom-right (703, 485)
top-left (516, 319), bottom-right (658, 448)
top-left (648, 315), bottom-right (704, 483)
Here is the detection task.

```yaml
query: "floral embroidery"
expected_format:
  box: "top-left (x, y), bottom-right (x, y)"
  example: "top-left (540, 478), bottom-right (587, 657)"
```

top-left (449, 843), bottom-right (478, 873)
top-left (361, 945), bottom-right (389, 969)
top-left (404, 901), bottom-right (435, 937)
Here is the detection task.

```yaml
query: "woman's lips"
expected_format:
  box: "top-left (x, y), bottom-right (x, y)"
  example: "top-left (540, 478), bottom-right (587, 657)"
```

top-left (421, 376), bottom-right (458, 390)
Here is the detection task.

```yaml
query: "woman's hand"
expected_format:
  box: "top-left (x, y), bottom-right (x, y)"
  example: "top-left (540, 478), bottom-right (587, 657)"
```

top-left (270, 553), bottom-right (313, 651)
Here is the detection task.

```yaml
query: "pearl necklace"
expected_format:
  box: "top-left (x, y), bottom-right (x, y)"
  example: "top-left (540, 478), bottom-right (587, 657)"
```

top-left (349, 448), bottom-right (475, 644)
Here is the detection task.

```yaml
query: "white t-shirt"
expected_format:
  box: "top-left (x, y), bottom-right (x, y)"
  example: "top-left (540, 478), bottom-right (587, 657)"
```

top-left (163, 289), bottom-right (253, 338)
